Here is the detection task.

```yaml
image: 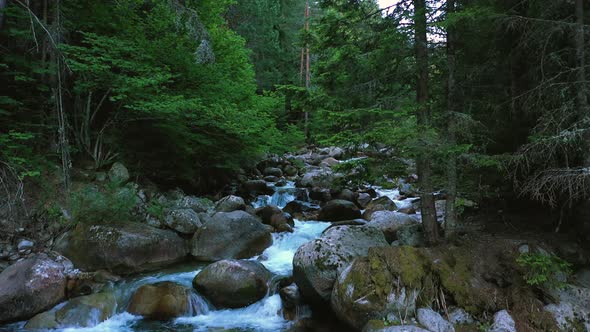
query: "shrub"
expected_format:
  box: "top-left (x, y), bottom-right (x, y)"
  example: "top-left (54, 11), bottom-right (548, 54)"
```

top-left (71, 182), bottom-right (139, 224)
top-left (516, 252), bottom-right (572, 289)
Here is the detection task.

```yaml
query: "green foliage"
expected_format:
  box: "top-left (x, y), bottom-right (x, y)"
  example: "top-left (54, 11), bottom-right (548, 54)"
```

top-left (517, 253), bottom-right (573, 289)
top-left (0, 131), bottom-right (43, 179)
top-left (71, 182), bottom-right (139, 224)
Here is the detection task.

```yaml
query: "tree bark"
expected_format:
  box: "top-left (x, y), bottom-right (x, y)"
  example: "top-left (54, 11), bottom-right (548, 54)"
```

top-left (414, 0), bottom-right (439, 245)
top-left (444, 0), bottom-right (458, 238)
top-left (0, 0), bottom-right (7, 31)
top-left (575, 0), bottom-right (590, 166)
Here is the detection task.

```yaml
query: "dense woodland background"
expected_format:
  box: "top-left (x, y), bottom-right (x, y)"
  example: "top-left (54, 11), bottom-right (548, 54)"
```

top-left (1, 0), bottom-right (590, 243)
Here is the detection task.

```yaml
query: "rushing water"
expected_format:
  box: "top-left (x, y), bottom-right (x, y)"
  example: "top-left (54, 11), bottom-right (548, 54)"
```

top-left (4, 216), bottom-right (330, 332)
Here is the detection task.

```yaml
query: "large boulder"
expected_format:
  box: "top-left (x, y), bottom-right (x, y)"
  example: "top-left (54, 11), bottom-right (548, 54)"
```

top-left (163, 208), bottom-right (202, 234)
top-left (365, 211), bottom-right (416, 243)
top-left (397, 223), bottom-right (426, 247)
top-left (284, 165), bottom-right (298, 177)
top-left (190, 211), bottom-right (272, 261)
top-left (128, 282), bottom-right (205, 320)
top-left (0, 253), bottom-right (72, 323)
top-left (214, 195), bottom-right (246, 212)
top-left (26, 292), bottom-right (117, 329)
top-left (362, 196), bottom-right (398, 220)
top-left (255, 205), bottom-right (294, 233)
top-left (293, 225), bottom-right (388, 306)
top-left (56, 222), bottom-right (188, 274)
top-left (193, 259), bottom-right (271, 308)
top-left (298, 167), bottom-right (334, 188)
top-left (318, 200), bottom-right (361, 222)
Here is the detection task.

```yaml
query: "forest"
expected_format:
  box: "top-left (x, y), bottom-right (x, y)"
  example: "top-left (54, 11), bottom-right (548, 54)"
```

top-left (0, 0), bottom-right (589, 331)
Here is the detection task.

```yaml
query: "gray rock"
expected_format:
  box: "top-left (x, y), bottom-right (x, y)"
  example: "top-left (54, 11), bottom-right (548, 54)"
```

top-left (164, 208), bottom-right (202, 234)
top-left (547, 284), bottom-right (590, 330)
top-left (448, 308), bottom-right (474, 325)
top-left (284, 165), bottom-right (298, 177)
top-left (55, 222), bottom-right (188, 274)
top-left (356, 193), bottom-right (372, 208)
top-left (363, 196), bottom-right (398, 220)
top-left (397, 223), bottom-right (426, 247)
top-left (575, 268), bottom-right (590, 288)
top-left (108, 162), bottom-right (130, 183)
top-left (298, 167), bottom-right (334, 188)
top-left (191, 211), bottom-right (272, 261)
top-left (293, 225), bottom-right (388, 306)
top-left (363, 321), bottom-right (430, 332)
top-left (264, 167), bottom-right (283, 177)
top-left (318, 199), bottom-right (361, 222)
top-left (366, 211), bottom-right (416, 243)
top-left (416, 308), bottom-right (454, 332)
top-left (175, 196), bottom-right (214, 213)
top-left (487, 310), bottom-right (516, 332)
top-left (17, 239), bottom-right (34, 251)
top-left (544, 302), bottom-right (575, 331)
top-left (193, 259), bottom-right (271, 308)
top-left (0, 253), bottom-right (71, 323)
top-left (214, 195), bottom-right (246, 212)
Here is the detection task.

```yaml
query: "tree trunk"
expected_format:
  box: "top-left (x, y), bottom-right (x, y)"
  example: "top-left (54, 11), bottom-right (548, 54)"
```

top-left (0, 0), bottom-right (7, 30)
top-left (414, 0), bottom-right (439, 245)
top-left (444, 0), bottom-right (458, 238)
top-left (575, 0), bottom-right (590, 166)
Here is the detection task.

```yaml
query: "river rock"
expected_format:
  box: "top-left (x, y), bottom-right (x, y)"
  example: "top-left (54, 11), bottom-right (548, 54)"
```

top-left (284, 200), bottom-right (319, 215)
top-left (175, 196), bottom-right (214, 213)
top-left (365, 211), bottom-right (416, 243)
top-left (318, 200), bottom-right (361, 222)
top-left (56, 292), bottom-right (116, 328)
top-left (190, 211), bottom-right (272, 261)
top-left (309, 187), bottom-right (332, 202)
top-left (336, 189), bottom-right (355, 203)
top-left (293, 225), bottom-right (387, 306)
top-left (488, 310), bottom-right (516, 332)
top-left (363, 321), bottom-right (430, 332)
top-left (448, 307), bottom-right (474, 325)
top-left (320, 157), bottom-right (339, 168)
top-left (108, 162), bottom-right (129, 183)
top-left (214, 195), bottom-right (246, 212)
top-left (56, 222), bottom-right (188, 274)
top-left (241, 180), bottom-right (274, 196)
top-left (298, 167), bottom-right (334, 188)
top-left (164, 208), bottom-right (202, 234)
top-left (271, 212), bottom-right (295, 233)
top-left (416, 308), bottom-right (454, 332)
top-left (397, 223), bottom-right (426, 247)
top-left (264, 167), bottom-right (283, 177)
top-left (546, 284), bottom-right (590, 330)
top-left (17, 239), bottom-right (34, 251)
top-left (0, 253), bottom-right (72, 323)
top-left (128, 282), bottom-right (203, 320)
top-left (319, 146), bottom-right (344, 159)
top-left (356, 192), bottom-right (372, 208)
top-left (255, 205), bottom-right (283, 224)
top-left (193, 260), bottom-right (271, 308)
top-left (284, 165), bottom-right (298, 176)
top-left (362, 196), bottom-right (398, 220)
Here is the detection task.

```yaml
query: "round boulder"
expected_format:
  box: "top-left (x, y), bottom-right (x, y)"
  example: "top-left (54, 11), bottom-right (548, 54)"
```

top-left (293, 226), bottom-right (388, 306)
top-left (190, 211), bottom-right (272, 261)
top-left (362, 196), bottom-right (398, 220)
top-left (318, 200), bottom-right (361, 222)
top-left (128, 282), bottom-right (205, 320)
top-left (164, 208), bottom-right (202, 234)
top-left (55, 222), bottom-right (188, 274)
top-left (264, 167), bottom-right (283, 177)
top-left (0, 253), bottom-right (72, 323)
top-left (193, 260), bottom-right (271, 308)
top-left (214, 195), bottom-right (246, 212)
top-left (365, 211), bottom-right (416, 243)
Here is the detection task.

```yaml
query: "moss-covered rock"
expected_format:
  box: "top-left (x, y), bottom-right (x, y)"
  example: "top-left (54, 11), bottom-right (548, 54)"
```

top-left (293, 225), bottom-right (388, 306)
top-left (331, 239), bottom-right (560, 331)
